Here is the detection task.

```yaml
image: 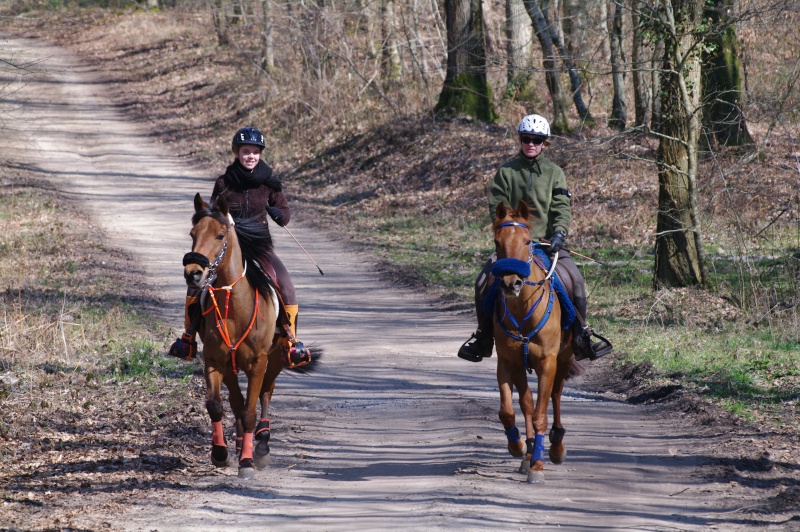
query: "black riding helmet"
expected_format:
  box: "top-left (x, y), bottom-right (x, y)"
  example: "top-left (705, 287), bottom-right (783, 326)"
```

top-left (231, 126), bottom-right (266, 153)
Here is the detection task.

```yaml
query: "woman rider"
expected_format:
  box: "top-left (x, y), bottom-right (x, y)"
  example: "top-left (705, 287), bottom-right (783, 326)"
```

top-left (169, 126), bottom-right (311, 367)
top-left (458, 114), bottom-right (612, 363)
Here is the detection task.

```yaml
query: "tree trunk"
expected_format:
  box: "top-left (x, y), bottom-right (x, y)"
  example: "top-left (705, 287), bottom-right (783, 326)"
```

top-left (212, 0), bottom-right (230, 46)
top-left (522, 0), bottom-right (568, 131)
top-left (525, 0), bottom-right (591, 123)
top-left (381, 0), bottom-right (403, 84)
top-left (701, 0), bottom-right (754, 147)
top-left (261, 0), bottom-right (275, 72)
top-left (562, 0), bottom-right (587, 66)
top-left (654, 0), bottom-right (706, 289)
top-left (607, 0), bottom-right (626, 129)
top-left (631, 0), bottom-right (651, 127)
top-left (650, 36), bottom-right (664, 132)
top-left (506, 0), bottom-right (536, 101)
top-left (436, 0), bottom-right (496, 122)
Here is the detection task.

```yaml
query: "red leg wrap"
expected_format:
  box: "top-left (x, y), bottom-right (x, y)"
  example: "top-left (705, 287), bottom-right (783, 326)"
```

top-left (212, 421), bottom-right (225, 447)
top-left (240, 432), bottom-right (254, 461)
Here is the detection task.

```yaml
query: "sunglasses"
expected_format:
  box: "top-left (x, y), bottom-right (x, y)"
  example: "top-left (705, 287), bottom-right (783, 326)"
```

top-left (520, 136), bottom-right (546, 146)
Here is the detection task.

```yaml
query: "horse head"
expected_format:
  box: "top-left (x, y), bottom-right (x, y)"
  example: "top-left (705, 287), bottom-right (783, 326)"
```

top-left (493, 200), bottom-right (534, 298)
top-left (183, 193), bottom-right (232, 289)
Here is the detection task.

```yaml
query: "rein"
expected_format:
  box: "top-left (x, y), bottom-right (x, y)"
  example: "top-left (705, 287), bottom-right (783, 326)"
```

top-left (494, 238), bottom-right (556, 374)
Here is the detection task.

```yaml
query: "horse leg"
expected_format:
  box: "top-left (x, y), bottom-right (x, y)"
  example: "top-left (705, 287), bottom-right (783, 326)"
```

top-left (511, 370), bottom-right (535, 474)
top-left (525, 356), bottom-right (557, 484)
top-left (548, 359), bottom-right (570, 465)
top-left (254, 345), bottom-right (282, 470)
top-left (497, 360), bottom-right (525, 458)
top-left (205, 366), bottom-right (230, 467)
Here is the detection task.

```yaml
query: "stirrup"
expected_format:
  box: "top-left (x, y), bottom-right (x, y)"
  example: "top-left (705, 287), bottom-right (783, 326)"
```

top-left (282, 340), bottom-right (312, 369)
top-left (458, 333), bottom-right (493, 362)
top-left (168, 333), bottom-right (197, 361)
top-left (588, 331), bottom-right (613, 360)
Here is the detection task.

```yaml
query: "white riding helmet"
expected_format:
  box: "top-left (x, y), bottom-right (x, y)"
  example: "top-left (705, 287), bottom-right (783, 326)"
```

top-left (517, 114), bottom-right (550, 137)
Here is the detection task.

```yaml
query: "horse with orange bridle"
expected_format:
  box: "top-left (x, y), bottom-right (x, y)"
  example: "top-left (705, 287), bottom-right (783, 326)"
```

top-left (489, 200), bottom-right (584, 484)
top-left (183, 193), bottom-right (314, 479)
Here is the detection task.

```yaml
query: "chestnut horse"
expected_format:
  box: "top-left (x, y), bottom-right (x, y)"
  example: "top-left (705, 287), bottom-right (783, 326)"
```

top-left (183, 193), bottom-right (286, 480)
top-left (490, 200), bottom-right (582, 484)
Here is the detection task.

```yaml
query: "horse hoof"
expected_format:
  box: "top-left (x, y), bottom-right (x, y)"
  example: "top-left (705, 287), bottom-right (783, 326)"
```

top-left (518, 458), bottom-right (531, 474)
top-left (238, 466), bottom-right (255, 480)
top-left (253, 440), bottom-right (271, 470)
top-left (527, 470), bottom-right (545, 484)
top-left (508, 440), bottom-right (525, 458)
top-left (211, 445), bottom-right (230, 468)
top-left (549, 445), bottom-right (567, 465)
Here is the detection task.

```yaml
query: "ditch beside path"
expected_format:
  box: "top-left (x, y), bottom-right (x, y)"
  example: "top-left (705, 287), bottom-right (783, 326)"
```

top-left (1, 34), bottom-right (784, 531)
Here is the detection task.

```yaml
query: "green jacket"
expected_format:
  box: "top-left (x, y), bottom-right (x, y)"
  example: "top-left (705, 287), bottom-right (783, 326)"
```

top-left (488, 152), bottom-right (571, 240)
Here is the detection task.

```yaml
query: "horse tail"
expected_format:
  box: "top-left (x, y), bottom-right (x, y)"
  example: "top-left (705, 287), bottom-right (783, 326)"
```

top-left (566, 358), bottom-right (586, 379)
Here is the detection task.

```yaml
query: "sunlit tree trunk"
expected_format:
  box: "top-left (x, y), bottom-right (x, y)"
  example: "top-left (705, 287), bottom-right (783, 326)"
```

top-left (607, 0), bottom-right (626, 129)
top-left (212, 0), bottom-right (230, 45)
top-left (261, 0), bottom-right (275, 72)
top-left (701, 0), bottom-right (753, 147)
top-left (436, 0), bottom-right (496, 121)
top-left (506, 0), bottom-right (536, 101)
top-left (654, 0), bottom-right (706, 288)
top-left (381, 0), bottom-right (403, 84)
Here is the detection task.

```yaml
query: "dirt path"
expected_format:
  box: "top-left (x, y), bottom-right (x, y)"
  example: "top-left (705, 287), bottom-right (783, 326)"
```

top-left (2, 35), bottom-right (791, 531)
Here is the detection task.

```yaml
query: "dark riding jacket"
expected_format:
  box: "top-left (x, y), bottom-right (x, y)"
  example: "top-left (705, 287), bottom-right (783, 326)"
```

top-left (211, 174), bottom-right (290, 226)
top-left (488, 152), bottom-right (571, 241)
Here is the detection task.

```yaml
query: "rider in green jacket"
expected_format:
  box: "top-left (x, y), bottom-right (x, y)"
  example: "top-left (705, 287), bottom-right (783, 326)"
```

top-left (458, 114), bottom-right (612, 363)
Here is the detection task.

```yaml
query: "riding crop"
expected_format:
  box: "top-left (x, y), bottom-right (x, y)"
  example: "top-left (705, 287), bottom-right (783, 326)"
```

top-left (283, 226), bottom-right (324, 275)
top-left (541, 241), bottom-right (608, 266)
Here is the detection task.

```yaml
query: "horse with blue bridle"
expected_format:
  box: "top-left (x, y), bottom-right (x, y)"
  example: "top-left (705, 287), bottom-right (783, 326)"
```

top-left (488, 200), bottom-right (583, 484)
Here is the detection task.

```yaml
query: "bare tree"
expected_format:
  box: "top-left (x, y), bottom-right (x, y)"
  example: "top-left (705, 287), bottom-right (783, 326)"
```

top-left (436, 0), bottom-right (496, 121)
top-left (381, 0), bottom-right (403, 84)
top-left (701, 0), bottom-right (753, 147)
top-left (506, 0), bottom-right (536, 101)
top-left (630, 0), bottom-right (651, 127)
top-left (261, 0), bottom-right (274, 72)
top-left (607, 0), bottom-right (627, 129)
top-left (654, 0), bottom-right (707, 288)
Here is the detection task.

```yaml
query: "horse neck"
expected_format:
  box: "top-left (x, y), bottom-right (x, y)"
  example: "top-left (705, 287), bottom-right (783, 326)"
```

top-left (215, 232), bottom-right (248, 291)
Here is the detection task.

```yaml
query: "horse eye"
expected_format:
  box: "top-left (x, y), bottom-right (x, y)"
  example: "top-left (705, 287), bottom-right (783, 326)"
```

top-left (216, 234), bottom-right (224, 240)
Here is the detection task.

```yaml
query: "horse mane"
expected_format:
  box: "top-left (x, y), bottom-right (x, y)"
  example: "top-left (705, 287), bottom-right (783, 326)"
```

top-left (194, 200), bottom-right (277, 302)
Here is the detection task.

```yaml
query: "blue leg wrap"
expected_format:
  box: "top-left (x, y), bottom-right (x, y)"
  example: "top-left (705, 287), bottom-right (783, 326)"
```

top-left (504, 426), bottom-right (521, 443)
top-left (529, 434), bottom-right (545, 463)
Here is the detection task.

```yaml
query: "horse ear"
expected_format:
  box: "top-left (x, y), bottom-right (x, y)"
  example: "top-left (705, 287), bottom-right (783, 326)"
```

top-left (495, 202), bottom-right (508, 221)
top-left (216, 195), bottom-right (229, 216)
top-left (517, 199), bottom-right (530, 220)
top-left (194, 193), bottom-right (206, 213)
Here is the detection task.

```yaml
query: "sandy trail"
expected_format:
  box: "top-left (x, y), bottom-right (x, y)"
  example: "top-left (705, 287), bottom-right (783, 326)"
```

top-left (1, 35), bottom-right (758, 531)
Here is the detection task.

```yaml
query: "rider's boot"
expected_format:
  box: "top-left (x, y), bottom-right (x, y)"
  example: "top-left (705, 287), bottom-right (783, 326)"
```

top-left (458, 313), bottom-right (494, 362)
top-left (569, 295), bottom-right (612, 361)
top-left (571, 321), bottom-right (613, 361)
top-left (169, 298), bottom-right (201, 361)
top-left (281, 304), bottom-right (312, 368)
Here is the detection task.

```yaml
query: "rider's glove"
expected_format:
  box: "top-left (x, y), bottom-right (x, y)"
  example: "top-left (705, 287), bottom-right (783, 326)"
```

top-left (548, 230), bottom-right (566, 257)
top-left (267, 205), bottom-right (286, 226)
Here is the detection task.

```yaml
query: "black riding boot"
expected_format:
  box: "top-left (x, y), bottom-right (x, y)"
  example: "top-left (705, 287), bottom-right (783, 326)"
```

top-left (570, 296), bottom-right (612, 361)
top-left (458, 314), bottom-right (494, 362)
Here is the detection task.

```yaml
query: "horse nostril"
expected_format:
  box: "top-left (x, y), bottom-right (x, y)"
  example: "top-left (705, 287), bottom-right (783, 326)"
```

top-left (513, 279), bottom-right (523, 291)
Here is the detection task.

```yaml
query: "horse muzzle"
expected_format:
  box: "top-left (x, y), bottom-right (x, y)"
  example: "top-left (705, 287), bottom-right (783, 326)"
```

top-left (500, 275), bottom-right (523, 298)
top-left (184, 264), bottom-right (208, 288)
